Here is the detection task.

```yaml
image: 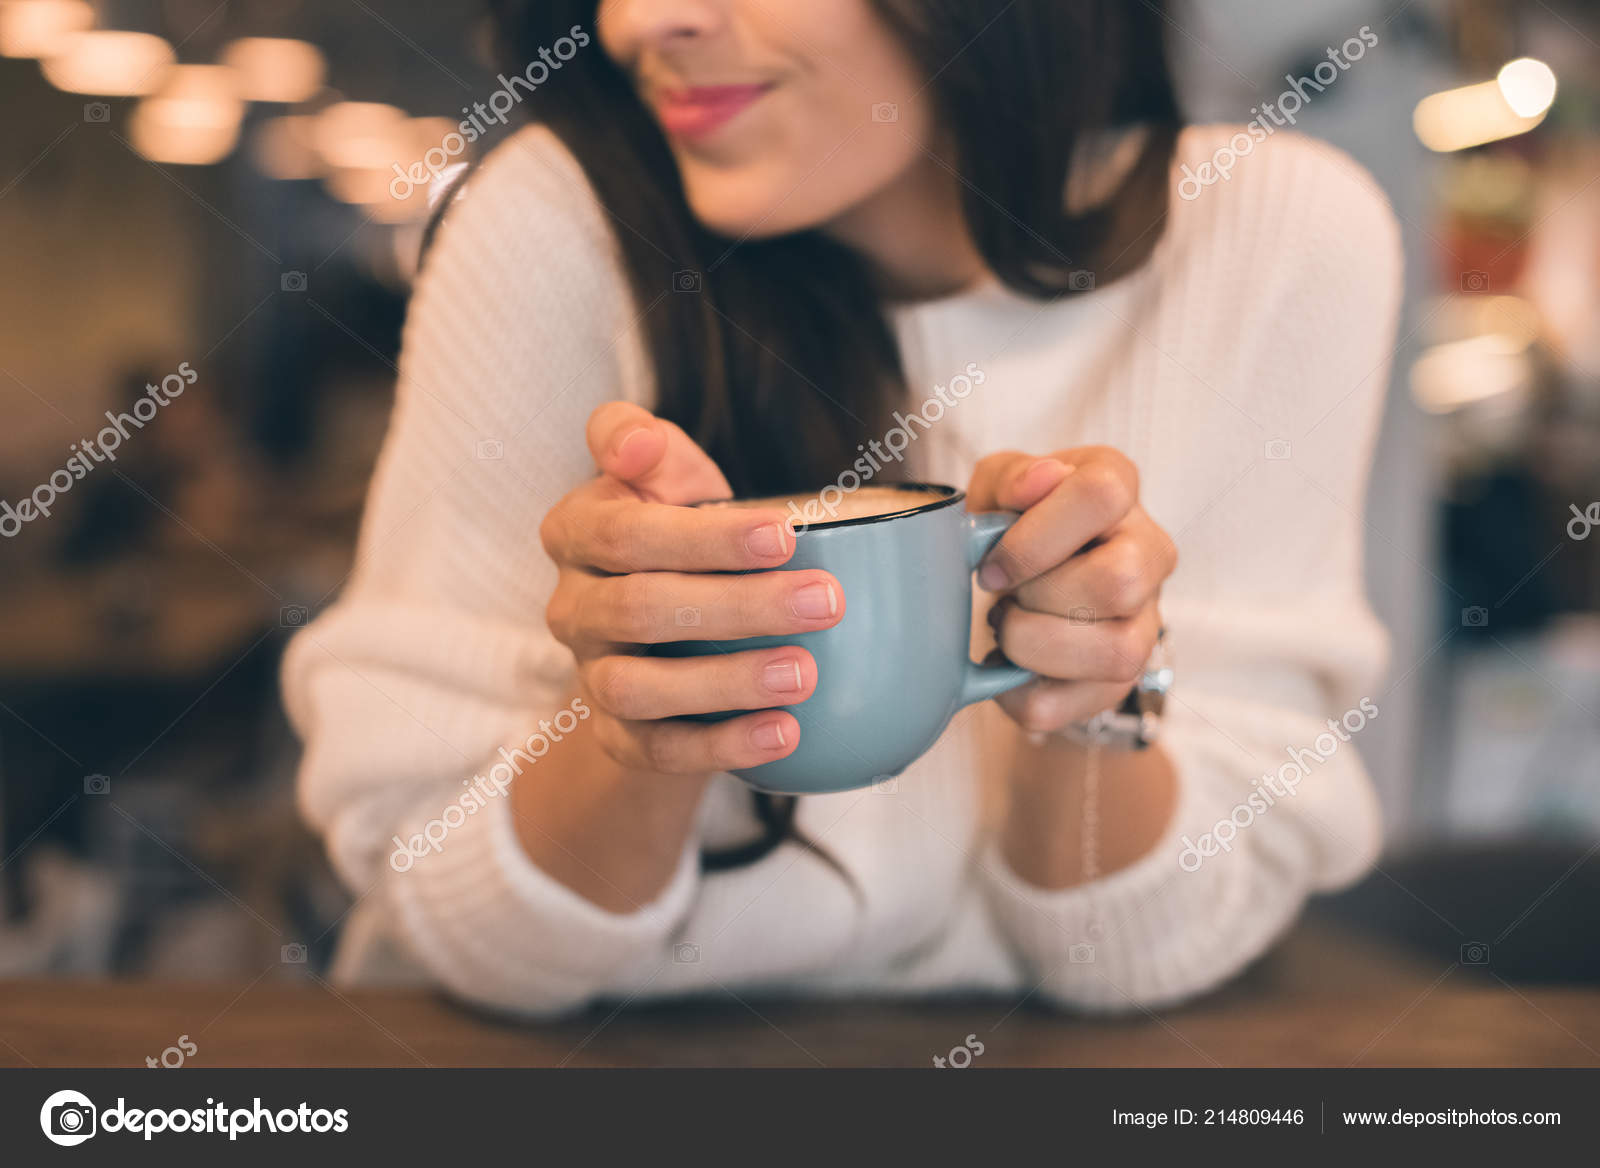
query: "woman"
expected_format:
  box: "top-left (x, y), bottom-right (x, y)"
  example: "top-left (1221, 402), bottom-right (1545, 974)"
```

top-left (284, 0), bottom-right (1399, 1016)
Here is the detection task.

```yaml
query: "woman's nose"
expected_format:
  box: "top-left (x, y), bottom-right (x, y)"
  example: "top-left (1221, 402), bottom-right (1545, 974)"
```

top-left (602, 0), bottom-right (727, 50)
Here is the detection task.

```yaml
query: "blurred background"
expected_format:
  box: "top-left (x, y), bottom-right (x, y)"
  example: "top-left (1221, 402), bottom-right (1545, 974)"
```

top-left (0, 0), bottom-right (1596, 988)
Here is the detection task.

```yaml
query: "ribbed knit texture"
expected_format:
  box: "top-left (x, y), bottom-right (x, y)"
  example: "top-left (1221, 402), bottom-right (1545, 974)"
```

top-left (282, 123), bottom-right (1401, 1017)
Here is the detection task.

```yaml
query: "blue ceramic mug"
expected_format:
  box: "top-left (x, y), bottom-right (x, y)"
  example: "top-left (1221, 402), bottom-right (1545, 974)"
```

top-left (660, 484), bottom-right (1033, 794)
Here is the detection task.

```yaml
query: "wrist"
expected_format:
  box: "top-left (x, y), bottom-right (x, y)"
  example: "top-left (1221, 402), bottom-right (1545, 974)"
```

top-left (1001, 735), bottom-right (1177, 890)
top-left (508, 709), bottom-right (710, 912)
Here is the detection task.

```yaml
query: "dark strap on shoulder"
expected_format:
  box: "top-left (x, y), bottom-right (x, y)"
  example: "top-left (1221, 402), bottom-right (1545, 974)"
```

top-left (417, 158), bottom-right (483, 272)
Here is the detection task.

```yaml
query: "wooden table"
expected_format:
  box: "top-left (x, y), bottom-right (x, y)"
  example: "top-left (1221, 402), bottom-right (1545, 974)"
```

top-left (3, 925), bottom-right (1597, 1067)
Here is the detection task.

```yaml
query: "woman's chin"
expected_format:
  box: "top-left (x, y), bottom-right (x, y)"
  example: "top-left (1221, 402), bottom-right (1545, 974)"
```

top-left (681, 171), bottom-right (828, 241)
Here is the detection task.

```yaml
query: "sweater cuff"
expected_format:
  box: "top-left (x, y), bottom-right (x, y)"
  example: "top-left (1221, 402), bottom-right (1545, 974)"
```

top-left (386, 788), bottom-right (698, 1014)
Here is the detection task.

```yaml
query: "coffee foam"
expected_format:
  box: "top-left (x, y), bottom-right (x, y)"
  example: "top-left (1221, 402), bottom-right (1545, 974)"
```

top-left (711, 486), bottom-right (946, 523)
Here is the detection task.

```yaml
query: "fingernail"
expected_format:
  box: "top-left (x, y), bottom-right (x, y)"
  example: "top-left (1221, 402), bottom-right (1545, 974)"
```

top-left (1029, 458), bottom-right (1075, 492)
top-left (790, 582), bottom-right (838, 620)
top-left (751, 719), bottom-right (788, 750)
top-left (613, 427), bottom-right (651, 460)
top-left (762, 659), bottom-right (804, 693)
top-left (746, 523), bottom-right (788, 559)
top-left (979, 561), bottom-right (1009, 591)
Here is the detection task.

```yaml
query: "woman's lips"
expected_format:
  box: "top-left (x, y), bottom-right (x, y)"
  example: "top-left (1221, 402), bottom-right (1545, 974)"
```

top-left (653, 84), bottom-right (772, 140)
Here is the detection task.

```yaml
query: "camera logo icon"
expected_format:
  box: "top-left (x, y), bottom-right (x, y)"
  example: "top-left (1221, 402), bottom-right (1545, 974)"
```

top-left (280, 270), bottom-right (308, 293)
top-left (84, 102), bottom-right (110, 123)
top-left (1460, 941), bottom-right (1490, 965)
top-left (83, 773), bottom-right (111, 795)
top-left (1068, 606), bottom-right (1096, 626)
top-left (1264, 438), bottom-right (1292, 461)
top-left (672, 269), bottom-right (702, 293)
top-left (280, 605), bottom-right (309, 628)
top-left (871, 102), bottom-right (898, 122)
top-left (281, 942), bottom-right (308, 964)
top-left (40, 1090), bottom-right (97, 1146)
top-left (475, 438), bottom-right (504, 460)
top-left (1068, 943), bottom-right (1096, 964)
top-left (673, 942), bottom-right (700, 964)
top-left (1460, 270), bottom-right (1490, 293)
top-left (1067, 269), bottom-right (1096, 292)
top-left (675, 606), bottom-right (702, 627)
top-left (1462, 606), bottom-right (1489, 628)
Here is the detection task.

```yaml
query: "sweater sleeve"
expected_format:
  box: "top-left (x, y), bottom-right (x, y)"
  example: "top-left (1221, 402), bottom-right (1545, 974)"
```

top-left (281, 126), bottom-right (696, 1017)
top-left (980, 131), bottom-right (1403, 1011)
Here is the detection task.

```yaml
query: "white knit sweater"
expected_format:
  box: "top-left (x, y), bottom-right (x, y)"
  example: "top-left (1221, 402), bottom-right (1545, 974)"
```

top-left (282, 122), bottom-right (1401, 1017)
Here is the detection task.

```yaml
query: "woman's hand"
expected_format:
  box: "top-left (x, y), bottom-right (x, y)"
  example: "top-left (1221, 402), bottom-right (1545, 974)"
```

top-left (967, 448), bottom-right (1176, 734)
top-left (539, 402), bottom-right (845, 777)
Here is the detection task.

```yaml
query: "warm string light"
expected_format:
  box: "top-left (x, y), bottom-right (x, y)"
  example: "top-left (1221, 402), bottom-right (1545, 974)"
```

top-left (130, 65), bottom-right (244, 166)
top-left (309, 105), bottom-right (448, 222)
top-left (41, 29), bottom-right (174, 95)
top-left (0, 0), bottom-right (92, 59)
top-left (1414, 58), bottom-right (1558, 153)
top-left (1410, 297), bottom-right (1542, 415)
top-left (220, 37), bottom-right (325, 104)
top-left (14, 4), bottom-right (474, 222)
top-left (311, 101), bottom-right (408, 170)
top-left (1496, 58), bottom-right (1558, 119)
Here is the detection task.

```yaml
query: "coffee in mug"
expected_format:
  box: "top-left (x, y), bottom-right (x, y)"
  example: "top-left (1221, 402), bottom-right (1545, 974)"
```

top-left (703, 485), bottom-right (951, 527)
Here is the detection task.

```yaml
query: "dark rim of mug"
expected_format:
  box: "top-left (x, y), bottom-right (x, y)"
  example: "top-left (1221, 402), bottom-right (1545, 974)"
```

top-left (690, 482), bottom-right (964, 531)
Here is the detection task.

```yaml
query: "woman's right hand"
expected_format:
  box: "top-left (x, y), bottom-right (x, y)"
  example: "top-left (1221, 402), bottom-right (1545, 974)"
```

top-left (538, 402), bottom-right (845, 777)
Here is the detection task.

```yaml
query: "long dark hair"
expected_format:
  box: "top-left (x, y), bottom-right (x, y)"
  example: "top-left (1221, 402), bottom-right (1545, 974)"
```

top-left (486, 0), bottom-right (1180, 495)
top-left (482, 0), bottom-right (1182, 867)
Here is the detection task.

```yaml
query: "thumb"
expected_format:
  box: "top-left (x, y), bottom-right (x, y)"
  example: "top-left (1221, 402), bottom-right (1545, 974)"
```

top-left (585, 401), bottom-right (732, 505)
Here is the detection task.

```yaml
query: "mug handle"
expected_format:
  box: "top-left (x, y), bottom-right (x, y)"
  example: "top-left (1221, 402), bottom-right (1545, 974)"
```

top-left (958, 511), bottom-right (1035, 707)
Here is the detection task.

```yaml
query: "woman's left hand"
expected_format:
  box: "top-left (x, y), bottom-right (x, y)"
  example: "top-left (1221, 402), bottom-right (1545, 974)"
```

top-left (967, 448), bottom-right (1177, 734)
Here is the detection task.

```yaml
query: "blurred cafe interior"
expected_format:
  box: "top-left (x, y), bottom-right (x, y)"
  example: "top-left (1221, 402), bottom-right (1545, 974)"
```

top-left (0, 0), bottom-right (1597, 1036)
